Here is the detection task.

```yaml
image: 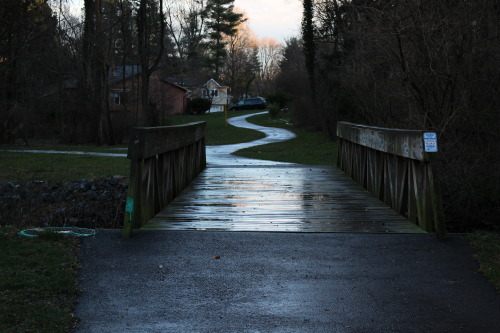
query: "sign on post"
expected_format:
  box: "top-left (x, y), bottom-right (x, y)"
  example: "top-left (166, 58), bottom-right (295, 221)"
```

top-left (423, 132), bottom-right (438, 153)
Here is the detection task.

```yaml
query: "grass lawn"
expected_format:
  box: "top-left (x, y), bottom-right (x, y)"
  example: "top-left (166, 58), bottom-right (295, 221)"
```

top-left (0, 227), bottom-right (80, 332)
top-left (0, 110), bottom-right (264, 183)
top-left (0, 152), bottom-right (130, 183)
top-left (235, 113), bottom-right (338, 165)
top-left (165, 110), bottom-right (265, 145)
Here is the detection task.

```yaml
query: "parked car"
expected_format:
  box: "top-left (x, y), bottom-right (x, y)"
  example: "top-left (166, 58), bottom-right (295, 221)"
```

top-left (229, 97), bottom-right (267, 110)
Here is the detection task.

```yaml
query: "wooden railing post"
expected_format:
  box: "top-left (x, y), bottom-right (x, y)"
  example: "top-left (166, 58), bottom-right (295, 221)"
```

top-left (337, 122), bottom-right (446, 239)
top-left (122, 122), bottom-right (207, 237)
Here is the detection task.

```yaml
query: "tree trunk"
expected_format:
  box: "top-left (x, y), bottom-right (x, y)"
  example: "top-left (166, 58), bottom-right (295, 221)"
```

top-left (137, 0), bottom-right (165, 126)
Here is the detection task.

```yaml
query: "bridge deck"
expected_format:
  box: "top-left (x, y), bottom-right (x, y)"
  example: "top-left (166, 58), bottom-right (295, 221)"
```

top-left (145, 165), bottom-right (425, 233)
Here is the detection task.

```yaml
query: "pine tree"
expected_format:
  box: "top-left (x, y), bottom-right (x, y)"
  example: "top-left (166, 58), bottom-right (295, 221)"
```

top-left (204, 0), bottom-right (245, 79)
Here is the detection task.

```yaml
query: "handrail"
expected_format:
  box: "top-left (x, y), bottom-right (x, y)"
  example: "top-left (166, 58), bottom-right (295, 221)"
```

top-left (337, 122), bottom-right (446, 239)
top-left (123, 122), bottom-right (207, 237)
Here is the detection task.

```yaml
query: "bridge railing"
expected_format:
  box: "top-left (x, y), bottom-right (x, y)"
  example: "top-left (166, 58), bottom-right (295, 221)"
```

top-left (337, 122), bottom-right (446, 239)
top-left (123, 122), bottom-right (206, 237)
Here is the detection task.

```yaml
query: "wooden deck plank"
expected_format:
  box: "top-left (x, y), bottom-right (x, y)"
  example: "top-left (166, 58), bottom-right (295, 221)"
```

top-left (145, 166), bottom-right (426, 233)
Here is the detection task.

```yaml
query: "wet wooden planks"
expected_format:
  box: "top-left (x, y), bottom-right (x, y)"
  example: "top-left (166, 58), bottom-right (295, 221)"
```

top-left (145, 165), bottom-right (426, 233)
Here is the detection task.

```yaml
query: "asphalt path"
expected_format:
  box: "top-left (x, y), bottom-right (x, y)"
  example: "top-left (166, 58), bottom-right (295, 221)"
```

top-left (70, 112), bottom-right (500, 332)
top-left (74, 231), bottom-right (500, 332)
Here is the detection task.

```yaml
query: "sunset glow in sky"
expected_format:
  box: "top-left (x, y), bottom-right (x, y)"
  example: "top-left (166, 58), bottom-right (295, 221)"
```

top-left (69, 0), bottom-right (302, 42)
top-left (234, 0), bottom-right (302, 41)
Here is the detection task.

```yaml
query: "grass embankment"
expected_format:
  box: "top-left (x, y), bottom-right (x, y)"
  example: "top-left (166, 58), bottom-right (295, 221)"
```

top-left (468, 231), bottom-right (500, 292)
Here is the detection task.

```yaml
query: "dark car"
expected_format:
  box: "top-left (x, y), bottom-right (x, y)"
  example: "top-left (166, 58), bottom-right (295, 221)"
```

top-left (229, 97), bottom-right (267, 111)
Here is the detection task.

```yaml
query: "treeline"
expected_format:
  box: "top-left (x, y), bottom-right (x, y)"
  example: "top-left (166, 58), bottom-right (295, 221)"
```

top-left (275, 0), bottom-right (499, 230)
top-left (0, 0), bottom-right (282, 144)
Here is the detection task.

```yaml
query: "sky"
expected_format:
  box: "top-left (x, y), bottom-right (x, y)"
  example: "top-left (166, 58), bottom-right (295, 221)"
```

top-left (68, 0), bottom-right (302, 42)
top-left (234, 0), bottom-right (302, 41)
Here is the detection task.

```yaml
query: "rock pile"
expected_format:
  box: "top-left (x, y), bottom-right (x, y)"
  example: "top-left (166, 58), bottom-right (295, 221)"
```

top-left (0, 177), bottom-right (128, 229)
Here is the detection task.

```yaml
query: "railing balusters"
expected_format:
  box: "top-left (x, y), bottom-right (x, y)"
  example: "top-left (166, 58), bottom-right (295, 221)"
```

top-left (123, 122), bottom-right (207, 237)
top-left (337, 122), bottom-right (446, 239)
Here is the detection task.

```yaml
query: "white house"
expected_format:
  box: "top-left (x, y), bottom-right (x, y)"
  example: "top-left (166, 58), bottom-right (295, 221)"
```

top-left (201, 78), bottom-right (229, 113)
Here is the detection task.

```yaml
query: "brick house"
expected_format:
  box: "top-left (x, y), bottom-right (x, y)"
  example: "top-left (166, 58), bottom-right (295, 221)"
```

top-left (109, 66), bottom-right (187, 117)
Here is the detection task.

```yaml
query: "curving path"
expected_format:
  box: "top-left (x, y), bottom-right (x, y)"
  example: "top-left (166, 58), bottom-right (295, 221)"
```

top-left (206, 111), bottom-right (296, 166)
top-left (0, 112), bottom-right (293, 163)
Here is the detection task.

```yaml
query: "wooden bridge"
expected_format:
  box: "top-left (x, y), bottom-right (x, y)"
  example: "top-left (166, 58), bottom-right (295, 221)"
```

top-left (122, 117), bottom-right (445, 238)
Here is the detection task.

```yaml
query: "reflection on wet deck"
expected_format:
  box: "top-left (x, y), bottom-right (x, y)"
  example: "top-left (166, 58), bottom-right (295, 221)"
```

top-left (145, 165), bottom-right (426, 233)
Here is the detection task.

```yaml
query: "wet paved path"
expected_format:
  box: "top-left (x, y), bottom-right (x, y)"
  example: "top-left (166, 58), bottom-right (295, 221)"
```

top-left (146, 113), bottom-right (424, 233)
top-left (73, 113), bottom-right (500, 332)
top-left (75, 231), bottom-right (500, 332)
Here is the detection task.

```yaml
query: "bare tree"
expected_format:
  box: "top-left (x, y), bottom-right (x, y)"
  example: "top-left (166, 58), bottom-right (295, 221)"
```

top-left (256, 38), bottom-right (283, 96)
top-left (306, 0), bottom-right (500, 229)
top-left (221, 16), bottom-right (259, 99)
top-left (164, 0), bottom-right (207, 78)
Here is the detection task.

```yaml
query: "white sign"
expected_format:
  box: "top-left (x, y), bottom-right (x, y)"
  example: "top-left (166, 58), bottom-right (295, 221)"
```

top-left (423, 132), bottom-right (438, 152)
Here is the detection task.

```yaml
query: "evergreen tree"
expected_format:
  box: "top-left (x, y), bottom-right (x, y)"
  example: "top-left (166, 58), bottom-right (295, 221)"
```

top-left (204, 0), bottom-right (245, 79)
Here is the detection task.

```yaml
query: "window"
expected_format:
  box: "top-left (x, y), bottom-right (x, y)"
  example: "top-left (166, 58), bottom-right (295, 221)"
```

top-left (110, 91), bottom-right (130, 105)
top-left (111, 92), bottom-right (121, 105)
top-left (203, 89), bottom-right (219, 98)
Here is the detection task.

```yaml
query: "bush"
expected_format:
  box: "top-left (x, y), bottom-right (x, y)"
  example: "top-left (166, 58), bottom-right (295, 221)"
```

top-left (268, 103), bottom-right (280, 119)
top-left (266, 90), bottom-right (293, 109)
top-left (188, 98), bottom-right (211, 115)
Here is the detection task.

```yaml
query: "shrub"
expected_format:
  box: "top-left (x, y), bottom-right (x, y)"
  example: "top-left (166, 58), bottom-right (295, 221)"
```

top-left (266, 90), bottom-right (293, 109)
top-left (188, 98), bottom-right (211, 115)
top-left (268, 103), bottom-right (281, 119)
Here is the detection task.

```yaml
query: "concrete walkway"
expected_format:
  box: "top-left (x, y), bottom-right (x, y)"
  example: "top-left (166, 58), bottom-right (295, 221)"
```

top-left (73, 113), bottom-right (500, 332)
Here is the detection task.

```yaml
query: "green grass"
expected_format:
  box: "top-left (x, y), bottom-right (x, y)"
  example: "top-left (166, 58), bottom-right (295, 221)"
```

top-left (0, 110), bottom-right (265, 183)
top-left (234, 113), bottom-right (338, 165)
top-left (166, 110), bottom-right (265, 145)
top-left (0, 226), bottom-right (80, 332)
top-left (0, 151), bottom-right (129, 183)
top-left (468, 230), bottom-right (500, 292)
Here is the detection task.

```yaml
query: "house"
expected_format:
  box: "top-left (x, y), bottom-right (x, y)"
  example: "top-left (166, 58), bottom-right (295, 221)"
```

top-left (167, 77), bottom-right (230, 113)
top-left (39, 66), bottom-right (189, 142)
top-left (200, 78), bottom-right (230, 113)
top-left (108, 65), bottom-right (140, 113)
top-left (108, 66), bottom-right (188, 117)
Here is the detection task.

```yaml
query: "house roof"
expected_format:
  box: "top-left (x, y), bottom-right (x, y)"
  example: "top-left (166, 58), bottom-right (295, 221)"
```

top-left (41, 66), bottom-right (143, 97)
top-left (202, 78), bottom-right (229, 88)
top-left (162, 79), bottom-right (188, 92)
top-left (109, 65), bottom-right (142, 84)
top-left (167, 76), bottom-right (228, 88)
top-left (166, 77), bottom-right (203, 88)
